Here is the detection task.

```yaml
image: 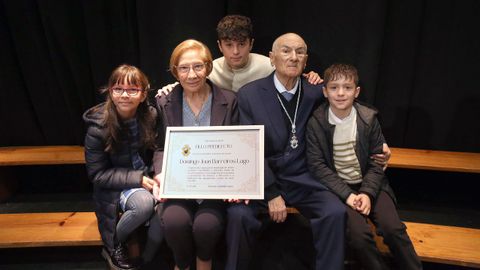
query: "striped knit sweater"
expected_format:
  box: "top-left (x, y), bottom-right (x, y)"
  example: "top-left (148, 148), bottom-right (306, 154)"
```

top-left (328, 107), bottom-right (362, 184)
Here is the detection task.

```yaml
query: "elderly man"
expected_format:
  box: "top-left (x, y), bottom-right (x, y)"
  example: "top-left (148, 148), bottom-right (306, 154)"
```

top-left (225, 33), bottom-right (346, 270)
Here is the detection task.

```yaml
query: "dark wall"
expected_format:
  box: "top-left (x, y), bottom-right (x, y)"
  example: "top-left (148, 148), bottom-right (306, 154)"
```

top-left (1, 0), bottom-right (479, 152)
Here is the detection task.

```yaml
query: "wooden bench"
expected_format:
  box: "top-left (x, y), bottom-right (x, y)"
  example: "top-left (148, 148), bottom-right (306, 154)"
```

top-left (0, 146), bottom-right (85, 166)
top-left (0, 146), bottom-right (479, 268)
top-left (375, 222), bottom-right (480, 268)
top-left (0, 212), bottom-right (101, 248)
top-left (388, 147), bottom-right (480, 173)
top-left (0, 146), bottom-right (86, 200)
top-left (0, 146), bottom-right (100, 248)
top-left (381, 148), bottom-right (480, 268)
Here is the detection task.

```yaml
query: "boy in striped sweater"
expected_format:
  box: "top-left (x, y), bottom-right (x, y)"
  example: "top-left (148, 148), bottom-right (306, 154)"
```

top-left (306, 63), bottom-right (422, 270)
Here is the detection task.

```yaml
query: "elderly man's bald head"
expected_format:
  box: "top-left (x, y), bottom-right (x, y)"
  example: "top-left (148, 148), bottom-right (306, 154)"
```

top-left (271, 33), bottom-right (307, 52)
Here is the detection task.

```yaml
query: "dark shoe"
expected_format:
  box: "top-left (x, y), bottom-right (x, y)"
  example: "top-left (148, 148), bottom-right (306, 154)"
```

top-left (101, 245), bottom-right (137, 270)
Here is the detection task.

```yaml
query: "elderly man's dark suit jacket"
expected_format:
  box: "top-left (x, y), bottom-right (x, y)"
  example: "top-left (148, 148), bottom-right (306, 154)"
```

top-left (153, 79), bottom-right (238, 174)
top-left (237, 72), bottom-right (326, 201)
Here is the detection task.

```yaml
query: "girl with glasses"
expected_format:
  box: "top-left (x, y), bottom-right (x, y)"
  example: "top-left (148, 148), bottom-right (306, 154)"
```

top-left (83, 64), bottom-right (163, 270)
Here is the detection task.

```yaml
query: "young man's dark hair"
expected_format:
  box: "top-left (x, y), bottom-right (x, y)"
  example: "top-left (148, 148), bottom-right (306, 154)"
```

top-left (216, 15), bottom-right (253, 41)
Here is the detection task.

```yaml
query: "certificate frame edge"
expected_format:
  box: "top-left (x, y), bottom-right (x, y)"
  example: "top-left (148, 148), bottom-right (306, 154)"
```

top-left (159, 125), bottom-right (264, 199)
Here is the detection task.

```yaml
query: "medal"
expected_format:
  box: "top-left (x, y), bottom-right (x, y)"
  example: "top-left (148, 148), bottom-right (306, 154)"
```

top-left (290, 134), bottom-right (298, 149)
top-left (276, 80), bottom-right (301, 149)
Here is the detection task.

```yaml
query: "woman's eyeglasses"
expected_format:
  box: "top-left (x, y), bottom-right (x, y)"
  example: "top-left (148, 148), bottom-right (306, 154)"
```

top-left (175, 63), bottom-right (207, 74)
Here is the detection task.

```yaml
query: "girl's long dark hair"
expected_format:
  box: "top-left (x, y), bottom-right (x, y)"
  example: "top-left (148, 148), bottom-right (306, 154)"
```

top-left (101, 64), bottom-right (156, 152)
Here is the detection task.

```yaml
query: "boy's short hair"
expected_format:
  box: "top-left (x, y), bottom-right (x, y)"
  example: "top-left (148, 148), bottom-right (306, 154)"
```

top-left (216, 15), bottom-right (253, 42)
top-left (323, 63), bottom-right (359, 86)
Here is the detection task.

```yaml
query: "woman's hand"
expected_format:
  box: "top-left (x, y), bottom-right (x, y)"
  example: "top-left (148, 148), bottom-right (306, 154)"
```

top-left (224, 199), bottom-right (250, 204)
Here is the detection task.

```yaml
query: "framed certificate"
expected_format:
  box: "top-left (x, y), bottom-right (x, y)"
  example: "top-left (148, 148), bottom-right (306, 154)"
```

top-left (159, 125), bottom-right (264, 200)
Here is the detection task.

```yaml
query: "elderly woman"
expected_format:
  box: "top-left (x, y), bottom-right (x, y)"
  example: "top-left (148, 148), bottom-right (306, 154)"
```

top-left (84, 64), bottom-right (163, 270)
top-left (152, 39), bottom-right (238, 270)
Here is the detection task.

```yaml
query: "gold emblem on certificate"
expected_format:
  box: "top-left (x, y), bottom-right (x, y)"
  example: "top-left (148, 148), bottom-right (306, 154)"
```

top-left (181, 144), bottom-right (191, 157)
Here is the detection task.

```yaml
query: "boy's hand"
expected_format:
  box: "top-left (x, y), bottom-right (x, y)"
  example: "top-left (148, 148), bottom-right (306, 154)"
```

top-left (346, 193), bottom-right (358, 209)
top-left (371, 143), bottom-right (391, 171)
top-left (156, 82), bottom-right (179, 97)
top-left (302, 71), bottom-right (323, 85)
top-left (355, 193), bottom-right (371, 215)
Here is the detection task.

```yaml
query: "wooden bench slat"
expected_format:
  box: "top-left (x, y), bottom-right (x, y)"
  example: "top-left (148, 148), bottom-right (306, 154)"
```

top-left (1, 146), bottom-right (479, 173)
top-left (0, 146), bottom-right (85, 166)
top-left (389, 147), bottom-right (480, 173)
top-left (0, 212), bottom-right (101, 248)
top-left (0, 212), bottom-right (479, 268)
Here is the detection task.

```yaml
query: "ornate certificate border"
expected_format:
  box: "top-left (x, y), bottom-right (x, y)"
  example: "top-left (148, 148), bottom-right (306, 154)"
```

top-left (159, 125), bottom-right (264, 199)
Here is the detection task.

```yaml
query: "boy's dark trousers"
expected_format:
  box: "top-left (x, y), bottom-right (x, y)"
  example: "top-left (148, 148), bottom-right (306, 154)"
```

top-left (346, 191), bottom-right (422, 270)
